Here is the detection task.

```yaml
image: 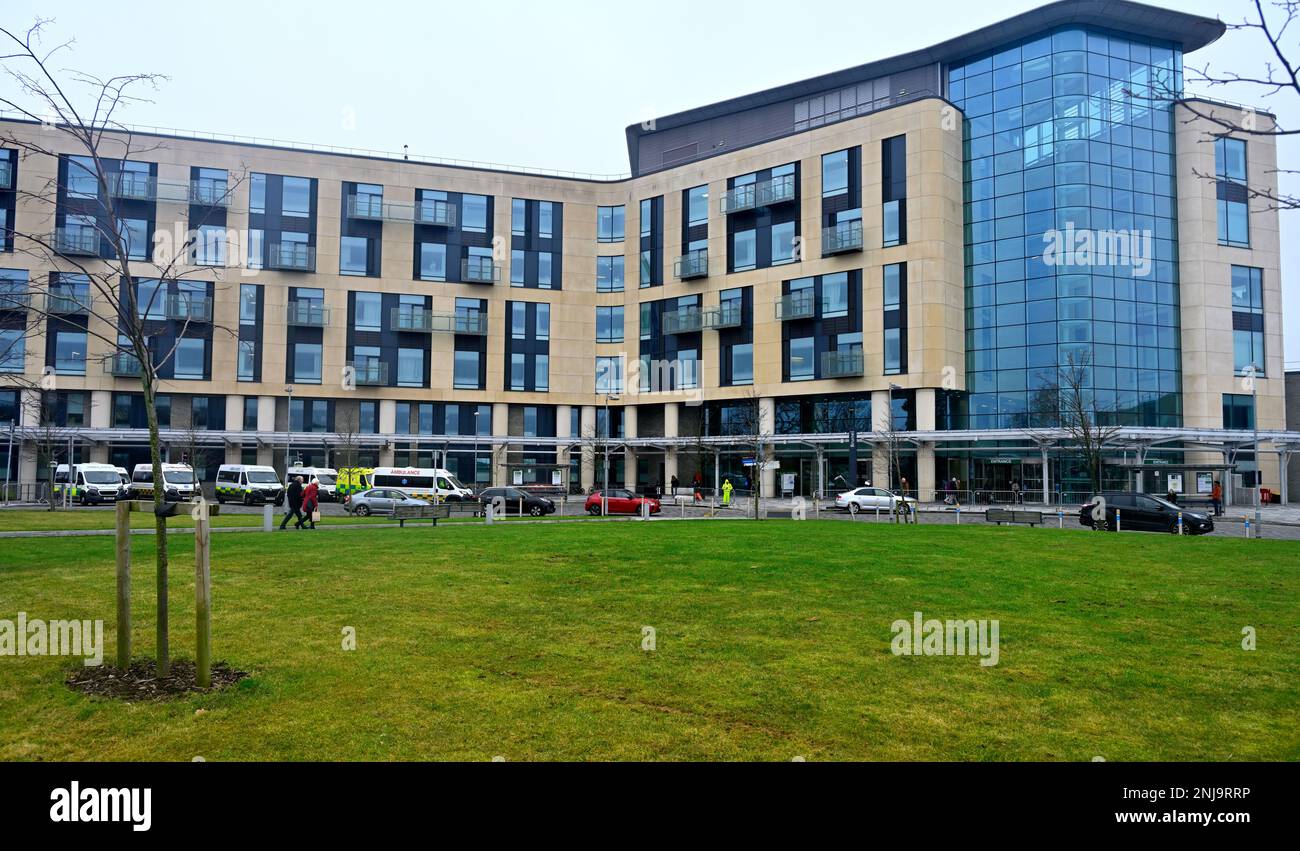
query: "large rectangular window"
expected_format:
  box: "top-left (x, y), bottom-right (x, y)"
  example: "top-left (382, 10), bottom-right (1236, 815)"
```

top-left (453, 350), bottom-right (481, 389)
top-left (596, 306), bottom-right (624, 343)
top-left (292, 343), bottom-right (322, 384)
top-left (595, 356), bottom-right (624, 394)
top-left (1215, 136), bottom-right (1250, 247)
top-left (882, 135), bottom-right (907, 247)
top-left (597, 205), bottom-right (624, 242)
top-left (597, 255), bottom-right (624, 292)
top-left (883, 263), bottom-right (907, 375)
top-left (1231, 265), bottom-right (1264, 375)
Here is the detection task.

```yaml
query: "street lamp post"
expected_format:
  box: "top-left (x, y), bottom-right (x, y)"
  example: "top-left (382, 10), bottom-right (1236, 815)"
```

top-left (887, 382), bottom-right (903, 494)
top-left (1252, 363), bottom-right (1261, 539)
top-left (602, 392), bottom-right (619, 516)
top-left (284, 385), bottom-right (294, 474)
top-left (473, 409), bottom-right (481, 492)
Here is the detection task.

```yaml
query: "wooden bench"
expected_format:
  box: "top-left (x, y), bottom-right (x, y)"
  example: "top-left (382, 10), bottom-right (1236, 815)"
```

top-left (984, 508), bottom-right (1044, 527)
top-left (393, 503), bottom-right (452, 527)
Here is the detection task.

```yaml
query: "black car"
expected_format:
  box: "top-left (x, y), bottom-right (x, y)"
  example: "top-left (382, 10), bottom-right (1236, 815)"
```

top-left (1079, 492), bottom-right (1214, 535)
top-left (477, 487), bottom-right (556, 517)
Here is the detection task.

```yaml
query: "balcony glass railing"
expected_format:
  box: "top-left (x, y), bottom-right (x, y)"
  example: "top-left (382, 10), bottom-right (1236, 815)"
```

top-left (54, 226), bottom-right (100, 256)
top-left (166, 293), bottom-right (213, 322)
top-left (0, 288), bottom-right (29, 311)
top-left (705, 301), bottom-right (743, 329)
top-left (663, 307), bottom-right (705, 335)
top-left (46, 292), bottom-right (93, 314)
top-left (188, 179), bottom-right (231, 206)
top-left (391, 306), bottom-right (433, 332)
top-left (821, 349), bottom-right (865, 378)
top-left (351, 359), bottom-right (388, 385)
top-left (107, 353), bottom-right (143, 377)
top-left (416, 200), bottom-right (457, 227)
top-left (721, 173), bottom-right (796, 214)
top-left (268, 242), bottom-right (315, 271)
top-left (286, 300), bottom-right (330, 326)
top-left (461, 257), bottom-right (499, 283)
top-left (776, 290), bottom-right (815, 320)
top-left (108, 172), bottom-right (157, 201)
top-left (428, 310), bottom-right (487, 335)
top-left (347, 194), bottom-right (385, 220)
top-left (673, 249), bottom-right (708, 280)
top-left (822, 219), bottom-right (864, 255)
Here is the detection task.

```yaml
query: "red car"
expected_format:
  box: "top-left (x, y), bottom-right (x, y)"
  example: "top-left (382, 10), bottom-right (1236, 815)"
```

top-left (585, 489), bottom-right (661, 516)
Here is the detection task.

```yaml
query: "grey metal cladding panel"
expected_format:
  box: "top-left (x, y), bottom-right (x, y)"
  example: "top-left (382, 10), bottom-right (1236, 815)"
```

top-left (641, 100), bottom-right (796, 172)
top-left (893, 65), bottom-right (938, 97)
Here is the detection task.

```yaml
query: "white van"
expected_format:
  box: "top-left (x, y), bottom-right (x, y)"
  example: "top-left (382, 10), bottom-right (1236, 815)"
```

top-left (115, 467), bottom-right (131, 486)
top-left (215, 464), bottom-right (285, 506)
top-left (53, 463), bottom-right (129, 505)
top-left (285, 466), bottom-right (339, 501)
top-left (369, 467), bottom-right (475, 502)
top-left (129, 463), bottom-right (198, 502)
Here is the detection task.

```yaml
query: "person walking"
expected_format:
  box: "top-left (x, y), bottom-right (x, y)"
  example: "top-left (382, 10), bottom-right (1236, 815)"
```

top-left (1211, 479), bottom-right (1223, 516)
top-left (670, 474), bottom-right (679, 496)
top-left (721, 477), bottom-right (733, 507)
top-left (280, 475), bottom-right (304, 530)
top-left (301, 479), bottom-right (319, 529)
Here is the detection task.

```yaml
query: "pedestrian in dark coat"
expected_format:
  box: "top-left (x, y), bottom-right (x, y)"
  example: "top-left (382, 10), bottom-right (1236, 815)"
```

top-left (280, 476), bottom-right (304, 530)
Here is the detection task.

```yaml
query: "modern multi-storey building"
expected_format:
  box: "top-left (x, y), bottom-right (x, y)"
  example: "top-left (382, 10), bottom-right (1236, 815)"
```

top-left (0, 0), bottom-right (1294, 503)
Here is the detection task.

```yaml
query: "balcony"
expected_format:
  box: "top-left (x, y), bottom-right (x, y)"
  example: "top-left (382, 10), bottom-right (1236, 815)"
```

top-left (432, 311), bottom-right (488, 335)
top-left (775, 290), bottom-right (815, 321)
top-left (346, 194), bottom-right (386, 221)
top-left (704, 301), bottom-right (743, 330)
top-left (663, 306), bottom-right (704, 335)
top-left (107, 353), bottom-right (143, 377)
top-left (461, 257), bottom-right (499, 284)
top-left (286, 300), bottom-right (330, 327)
top-left (268, 242), bottom-right (316, 272)
top-left (46, 292), bottom-right (93, 314)
top-left (415, 199), bottom-right (458, 228)
top-left (673, 249), bottom-right (708, 280)
top-left (0, 160), bottom-right (12, 190)
top-left (390, 305), bottom-right (432, 332)
top-left (822, 219), bottom-right (864, 255)
top-left (821, 349), bottom-right (865, 378)
top-left (351, 359), bottom-right (388, 386)
top-left (108, 172), bottom-right (157, 201)
top-left (721, 174), bottom-right (796, 214)
top-left (189, 178), bottom-right (231, 207)
top-left (54, 226), bottom-right (100, 256)
top-left (0, 289), bottom-right (29, 311)
top-left (166, 293), bottom-right (213, 322)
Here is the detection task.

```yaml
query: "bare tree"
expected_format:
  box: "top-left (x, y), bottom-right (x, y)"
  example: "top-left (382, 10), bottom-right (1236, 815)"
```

top-left (27, 390), bottom-right (69, 510)
top-left (872, 402), bottom-right (913, 523)
top-left (1, 20), bottom-right (244, 675)
top-left (1038, 350), bottom-right (1122, 496)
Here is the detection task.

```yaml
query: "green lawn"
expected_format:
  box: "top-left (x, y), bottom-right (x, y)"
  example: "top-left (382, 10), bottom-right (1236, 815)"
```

top-left (1, 521), bottom-right (1297, 761)
top-left (0, 507), bottom-right (587, 532)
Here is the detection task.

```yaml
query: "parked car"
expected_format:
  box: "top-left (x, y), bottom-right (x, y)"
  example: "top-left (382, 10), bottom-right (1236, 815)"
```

top-left (345, 488), bottom-right (426, 516)
top-left (478, 486), bottom-right (556, 517)
top-left (835, 486), bottom-right (916, 514)
top-left (585, 489), bottom-right (661, 516)
top-left (1079, 492), bottom-right (1214, 535)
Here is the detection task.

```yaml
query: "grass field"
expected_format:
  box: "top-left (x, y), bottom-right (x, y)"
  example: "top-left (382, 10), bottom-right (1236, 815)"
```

top-left (1, 520), bottom-right (1297, 761)
top-left (0, 507), bottom-right (584, 532)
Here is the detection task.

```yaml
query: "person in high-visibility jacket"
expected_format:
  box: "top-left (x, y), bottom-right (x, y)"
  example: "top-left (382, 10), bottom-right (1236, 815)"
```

top-left (721, 478), bottom-right (733, 507)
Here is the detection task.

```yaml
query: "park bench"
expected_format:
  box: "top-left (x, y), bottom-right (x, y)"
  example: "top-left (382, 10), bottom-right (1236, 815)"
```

top-left (393, 502), bottom-right (452, 527)
top-left (984, 508), bottom-right (1044, 527)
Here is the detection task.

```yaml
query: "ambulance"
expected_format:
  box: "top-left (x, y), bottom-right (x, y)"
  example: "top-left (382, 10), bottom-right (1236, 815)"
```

top-left (215, 464), bottom-right (285, 505)
top-left (285, 466), bottom-right (339, 501)
top-left (53, 463), bottom-right (130, 505)
top-left (369, 467), bottom-right (475, 502)
top-left (129, 463), bottom-right (199, 502)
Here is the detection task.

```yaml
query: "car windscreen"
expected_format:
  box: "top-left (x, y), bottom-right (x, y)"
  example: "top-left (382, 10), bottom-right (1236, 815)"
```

top-left (314, 473), bottom-right (337, 485)
top-left (247, 471), bottom-right (279, 484)
top-left (83, 471), bottom-right (121, 485)
top-left (164, 470), bottom-right (197, 485)
top-left (445, 475), bottom-right (469, 491)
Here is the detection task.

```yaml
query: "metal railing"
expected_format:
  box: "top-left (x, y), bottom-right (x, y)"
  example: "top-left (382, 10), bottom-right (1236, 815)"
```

top-left (351, 359), bottom-right (388, 386)
top-left (415, 199), bottom-right (457, 227)
top-left (430, 310), bottom-right (487, 335)
top-left (347, 194), bottom-right (386, 220)
top-left (704, 301), bottom-right (743, 329)
top-left (821, 349), bottom-right (864, 378)
top-left (166, 293), bottom-right (213, 322)
top-left (286, 300), bottom-right (330, 326)
top-left (0, 160), bottom-right (12, 190)
top-left (107, 172), bottom-right (157, 201)
top-left (107, 353), bottom-right (143, 377)
top-left (775, 290), bottom-right (815, 320)
top-left (46, 291), bottom-right (93, 314)
top-left (53, 226), bottom-right (100, 256)
top-left (663, 306), bottom-right (704, 335)
top-left (268, 242), bottom-right (315, 271)
top-left (189, 178), bottom-right (231, 206)
top-left (461, 257), bottom-right (499, 283)
top-left (391, 305), bottom-right (432, 332)
top-left (822, 219), bottom-right (863, 254)
top-left (673, 249), bottom-right (708, 280)
top-left (0, 289), bottom-right (29, 310)
top-left (721, 174), bottom-right (796, 214)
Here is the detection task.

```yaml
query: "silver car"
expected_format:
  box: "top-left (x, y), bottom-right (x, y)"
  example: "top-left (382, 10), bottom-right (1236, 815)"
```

top-left (835, 487), bottom-right (917, 514)
top-left (345, 488), bottom-right (424, 516)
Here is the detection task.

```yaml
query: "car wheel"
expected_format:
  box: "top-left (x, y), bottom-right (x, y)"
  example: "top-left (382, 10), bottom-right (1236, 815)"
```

top-left (529, 505), bottom-right (543, 516)
top-left (848, 502), bottom-right (860, 515)
top-left (355, 505), bottom-right (371, 517)
top-left (588, 505), bottom-right (602, 516)
top-left (243, 492), bottom-right (253, 506)
top-left (216, 496), bottom-right (225, 504)
top-left (1169, 519), bottom-right (1183, 535)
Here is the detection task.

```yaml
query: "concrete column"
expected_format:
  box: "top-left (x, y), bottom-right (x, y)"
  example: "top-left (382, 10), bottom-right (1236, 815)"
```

top-left (257, 396), bottom-right (276, 432)
top-left (918, 443), bottom-right (936, 502)
top-left (915, 388), bottom-right (936, 431)
top-left (871, 389), bottom-right (892, 488)
top-left (491, 402), bottom-right (508, 486)
top-left (20, 389), bottom-right (41, 427)
top-left (580, 405), bottom-right (596, 492)
top-left (225, 395), bottom-right (244, 431)
top-left (759, 397), bottom-right (776, 498)
top-left (19, 442), bottom-right (37, 486)
top-left (89, 390), bottom-right (111, 428)
top-left (622, 405), bottom-right (637, 489)
top-left (88, 444), bottom-right (109, 463)
top-left (663, 402), bottom-right (679, 492)
top-left (871, 390), bottom-right (892, 431)
top-left (556, 404), bottom-right (572, 491)
top-left (378, 399), bottom-right (397, 435)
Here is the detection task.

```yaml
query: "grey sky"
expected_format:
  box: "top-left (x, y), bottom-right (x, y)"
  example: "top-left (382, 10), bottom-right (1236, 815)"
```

top-left (6, 0), bottom-right (1297, 360)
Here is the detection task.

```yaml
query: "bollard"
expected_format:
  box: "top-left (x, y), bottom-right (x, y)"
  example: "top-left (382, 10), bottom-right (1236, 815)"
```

top-left (115, 500), bottom-right (131, 668)
top-left (193, 501), bottom-right (212, 689)
top-left (263, 503), bottom-right (273, 532)
top-left (1244, 518), bottom-right (1250, 537)
top-left (955, 506), bottom-right (960, 525)
top-left (1058, 509), bottom-right (1063, 529)
top-left (1177, 511), bottom-right (1184, 535)
top-left (1116, 508), bottom-right (1122, 533)
top-left (874, 505), bottom-right (880, 523)
top-left (680, 498), bottom-right (685, 519)
top-left (485, 504), bottom-right (495, 525)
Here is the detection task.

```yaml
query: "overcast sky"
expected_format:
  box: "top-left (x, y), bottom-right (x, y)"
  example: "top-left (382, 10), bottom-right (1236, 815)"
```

top-left (6, 0), bottom-right (1297, 362)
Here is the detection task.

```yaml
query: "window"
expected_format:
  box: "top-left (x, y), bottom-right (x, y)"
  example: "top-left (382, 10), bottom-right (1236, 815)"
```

top-left (598, 205), bottom-right (625, 242)
top-left (243, 397), bottom-right (258, 430)
top-left (821, 272), bottom-right (848, 318)
top-left (191, 396), bottom-right (210, 429)
top-left (597, 306), bottom-right (624, 343)
top-left (1215, 137), bottom-right (1249, 247)
top-left (536, 304), bottom-right (550, 340)
top-left (596, 356), bottom-right (624, 394)
top-left (511, 302), bottom-right (527, 339)
top-left (118, 218), bottom-right (149, 260)
top-left (1222, 393), bottom-right (1255, 430)
top-left (640, 250), bottom-right (653, 286)
top-left (535, 354), bottom-right (549, 391)
top-left (195, 224), bottom-right (226, 266)
top-left (1215, 137), bottom-right (1247, 183)
top-left (730, 343), bottom-right (753, 386)
top-left (1231, 265), bottom-right (1264, 376)
top-left (538, 252), bottom-right (553, 288)
top-left (354, 292), bottom-right (382, 332)
top-left (510, 353), bottom-right (526, 390)
top-left (359, 401), bottom-right (377, 434)
top-left (420, 243), bottom-right (447, 281)
top-left (732, 229), bottom-right (756, 271)
top-left (677, 348), bottom-right (699, 389)
top-left (538, 202), bottom-right (553, 238)
top-left (293, 343), bottom-right (322, 383)
top-left (0, 329), bottom-right (23, 372)
top-left (55, 331), bottom-right (86, 374)
top-left (1218, 197), bottom-right (1249, 247)
top-left (397, 348), bottom-right (424, 387)
top-left (511, 249), bottom-right (526, 285)
top-left (511, 199), bottom-right (526, 236)
top-left (238, 340), bottom-right (256, 381)
top-left (249, 173), bottom-right (266, 214)
top-left (687, 185), bottom-right (709, 227)
top-left (771, 221), bottom-right (796, 265)
top-left (282, 177), bottom-right (311, 217)
top-left (882, 135), bottom-right (907, 247)
top-left (462, 194), bottom-right (487, 232)
top-left (641, 199), bottom-right (654, 237)
top-left (66, 156), bottom-right (98, 199)
top-left (174, 338), bottom-right (206, 379)
top-left (789, 337), bottom-right (814, 381)
top-left (246, 229), bottom-right (264, 269)
top-left (822, 149), bottom-right (849, 197)
top-left (453, 350), bottom-right (480, 389)
top-left (884, 262), bottom-right (907, 375)
top-left (597, 255), bottom-right (624, 292)
top-left (340, 236), bottom-right (369, 276)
